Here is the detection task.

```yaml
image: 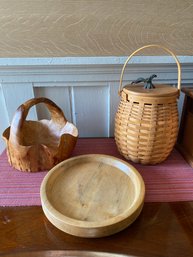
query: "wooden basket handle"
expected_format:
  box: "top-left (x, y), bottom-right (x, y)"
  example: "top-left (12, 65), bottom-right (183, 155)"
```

top-left (118, 44), bottom-right (181, 95)
top-left (10, 97), bottom-right (67, 144)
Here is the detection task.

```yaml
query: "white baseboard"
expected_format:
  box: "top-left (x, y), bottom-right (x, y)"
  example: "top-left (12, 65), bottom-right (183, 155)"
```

top-left (0, 56), bottom-right (193, 153)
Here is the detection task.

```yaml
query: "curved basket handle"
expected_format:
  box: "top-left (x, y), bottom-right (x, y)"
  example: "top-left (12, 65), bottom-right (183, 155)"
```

top-left (10, 97), bottom-right (67, 144)
top-left (118, 44), bottom-right (181, 95)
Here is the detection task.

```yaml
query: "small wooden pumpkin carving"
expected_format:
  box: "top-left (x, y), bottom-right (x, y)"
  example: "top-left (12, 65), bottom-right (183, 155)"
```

top-left (2, 97), bottom-right (78, 172)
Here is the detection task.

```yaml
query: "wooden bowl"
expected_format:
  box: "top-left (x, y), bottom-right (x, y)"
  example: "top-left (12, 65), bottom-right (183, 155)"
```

top-left (40, 154), bottom-right (145, 238)
top-left (2, 97), bottom-right (78, 172)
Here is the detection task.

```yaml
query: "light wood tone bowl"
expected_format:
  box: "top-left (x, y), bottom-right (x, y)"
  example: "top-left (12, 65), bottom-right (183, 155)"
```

top-left (2, 97), bottom-right (78, 172)
top-left (40, 154), bottom-right (145, 238)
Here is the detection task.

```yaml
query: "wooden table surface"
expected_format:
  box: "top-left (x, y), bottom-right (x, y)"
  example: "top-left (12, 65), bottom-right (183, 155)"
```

top-left (1, 202), bottom-right (193, 257)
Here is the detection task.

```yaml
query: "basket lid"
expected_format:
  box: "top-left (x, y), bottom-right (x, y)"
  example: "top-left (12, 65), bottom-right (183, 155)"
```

top-left (123, 84), bottom-right (179, 97)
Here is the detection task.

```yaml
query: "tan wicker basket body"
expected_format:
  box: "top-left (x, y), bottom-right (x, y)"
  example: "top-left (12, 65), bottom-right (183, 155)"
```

top-left (114, 45), bottom-right (181, 165)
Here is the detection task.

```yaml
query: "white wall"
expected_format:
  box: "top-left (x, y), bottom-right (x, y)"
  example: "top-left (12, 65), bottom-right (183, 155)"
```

top-left (0, 56), bottom-right (193, 153)
top-left (0, 87), bottom-right (9, 153)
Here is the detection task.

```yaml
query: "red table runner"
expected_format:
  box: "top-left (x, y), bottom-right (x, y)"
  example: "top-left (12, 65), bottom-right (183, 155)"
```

top-left (0, 138), bottom-right (193, 206)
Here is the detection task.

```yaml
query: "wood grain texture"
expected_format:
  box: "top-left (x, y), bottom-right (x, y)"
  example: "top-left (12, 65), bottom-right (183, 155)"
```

top-left (34, 86), bottom-right (110, 137)
top-left (40, 154), bottom-right (145, 238)
top-left (1, 203), bottom-right (193, 256)
top-left (2, 97), bottom-right (78, 172)
top-left (34, 87), bottom-right (72, 122)
top-left (0, 0), bottom-right (193, 57)
top-left (177, 88), bottom-right (193, 167)
top-left (1, 251), bottom-right (131, 257)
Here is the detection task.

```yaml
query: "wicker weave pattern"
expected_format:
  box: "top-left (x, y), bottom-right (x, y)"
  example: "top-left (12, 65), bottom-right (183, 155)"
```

top-left (115, 92), bottom-right (179, 164)
top-left (115, 45), bottom-right (180, 165)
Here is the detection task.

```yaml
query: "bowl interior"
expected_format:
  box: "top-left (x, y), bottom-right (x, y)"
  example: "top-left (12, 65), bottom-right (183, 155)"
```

top-left (44, 155), bottom-right (143, 223)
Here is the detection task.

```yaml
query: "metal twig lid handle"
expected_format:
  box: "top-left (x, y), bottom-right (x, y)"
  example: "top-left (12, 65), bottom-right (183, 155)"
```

top-left (118, 44), bottom-right (181, 96)
top-left (131, 74), bottom-right (157, 89)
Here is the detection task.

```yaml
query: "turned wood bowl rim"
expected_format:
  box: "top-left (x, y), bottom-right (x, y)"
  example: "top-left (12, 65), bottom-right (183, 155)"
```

top-left (40, 154), bottom-right (145, 229)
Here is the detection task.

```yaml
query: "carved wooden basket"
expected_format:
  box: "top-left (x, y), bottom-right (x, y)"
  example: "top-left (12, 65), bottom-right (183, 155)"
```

top-left (2, 97), bottom-right (78, 172)
top-left (115, 44), bottom-right (181, 165)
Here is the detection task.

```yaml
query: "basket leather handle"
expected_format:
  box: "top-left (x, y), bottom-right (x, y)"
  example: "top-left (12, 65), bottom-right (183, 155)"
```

top-left (10, 97), bottom-right (67, 144)
top-left (118, 44), bottom-right (181, 95)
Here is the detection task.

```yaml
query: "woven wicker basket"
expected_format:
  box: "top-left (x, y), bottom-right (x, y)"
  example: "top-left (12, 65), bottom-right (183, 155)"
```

top-left (115, 44), bottom-right (181, 165)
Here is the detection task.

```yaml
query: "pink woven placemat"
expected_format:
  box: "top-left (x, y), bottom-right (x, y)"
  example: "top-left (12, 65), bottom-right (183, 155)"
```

top-left (0, 138), bottom-right (193, 206)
